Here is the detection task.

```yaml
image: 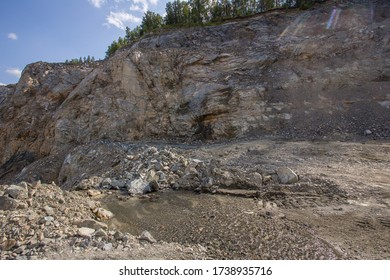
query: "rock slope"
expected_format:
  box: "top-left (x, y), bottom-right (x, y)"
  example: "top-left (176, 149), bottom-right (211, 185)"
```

top-left (1, 0), bottom-right (389, 183)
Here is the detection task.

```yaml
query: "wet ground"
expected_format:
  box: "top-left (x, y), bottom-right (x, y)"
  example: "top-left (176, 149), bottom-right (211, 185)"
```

top-left (101, 140), bottom-right (390, 260)
top-left (103, 190), bottom-right (340, 259)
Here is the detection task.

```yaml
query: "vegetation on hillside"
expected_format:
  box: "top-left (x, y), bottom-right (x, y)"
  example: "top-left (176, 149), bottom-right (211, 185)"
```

top-left (106, 0), bottom-right (326, 58)
top-left (65, 56), bottom-right (96, 65)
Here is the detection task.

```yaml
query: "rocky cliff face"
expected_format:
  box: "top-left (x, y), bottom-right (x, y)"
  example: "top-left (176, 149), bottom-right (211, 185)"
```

top-left (1, 0), bottom-right (389, 183)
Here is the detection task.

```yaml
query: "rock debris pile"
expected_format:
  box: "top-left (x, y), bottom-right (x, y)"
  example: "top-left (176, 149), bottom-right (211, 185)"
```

top-left (0, 180), bottom-right (199, 260)
top-left (73, 145), bottom-right (300, 197)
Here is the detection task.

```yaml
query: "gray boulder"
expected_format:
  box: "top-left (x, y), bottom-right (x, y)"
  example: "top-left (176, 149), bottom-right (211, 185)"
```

top-left (127, 178), bottom-right (151, 195)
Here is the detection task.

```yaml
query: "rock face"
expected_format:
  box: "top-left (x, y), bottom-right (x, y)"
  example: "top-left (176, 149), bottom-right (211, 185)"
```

top-left (1, 0), bottom-right (389, 183)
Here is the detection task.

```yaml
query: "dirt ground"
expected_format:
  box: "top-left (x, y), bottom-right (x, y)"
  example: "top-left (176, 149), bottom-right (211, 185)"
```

top-left (2, 138), bottom-right (388, 260)
top-left (97, 139), bottom-right (390, 260)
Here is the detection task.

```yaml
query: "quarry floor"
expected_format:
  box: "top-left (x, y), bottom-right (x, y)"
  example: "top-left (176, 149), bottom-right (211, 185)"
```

top-left (98, 139), bottom-right (390, 259)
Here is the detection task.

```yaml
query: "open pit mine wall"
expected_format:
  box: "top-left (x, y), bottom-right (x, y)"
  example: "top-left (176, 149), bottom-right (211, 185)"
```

top-left (0, 1), bottom-right (389, 176)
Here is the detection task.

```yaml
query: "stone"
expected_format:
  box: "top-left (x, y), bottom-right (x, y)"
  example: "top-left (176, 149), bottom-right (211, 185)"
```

top-left (18, 181), bottom-right (29, 190)
top-left (101, 178), bottom-right (112, 186)
top-left (146, 170), bottom-right (159, 182)
top-left (5, 185), bottom-right (28, 199)
top-left (76, 219), bottom-right (108, 230)
top-left (39, 216), bottom-right (54, 224)
top-left (94, 229), bottom-right (108, 238)
top-left (0, 196), bottom-right (18, 211)
top-left (14, 246), bottom-right (25, 254)
top-left (93, 208), bottom-right (114, 220)
top-left (110, 179), bottom-right (126, 188)
top-left (157, 171), bottom-right (167, 181)
top-left (76, 176), bottom-right (103, 190)
top-left (276, 167), bottom-right (299, 184)
top-left (127, 178), bottom-right (151, 195)
top-left (154, 162), bottom-right (163, 171)
top-left (87, 189), bottom-right (102, 197)
top-left (113, 231), bottom-right (124, 241)
top-left (103, 243), bottom-right (113, 251)
top-left (171, 163), bottom-right (182, 173)
top-left (0, 239), bottom-right (17, 251)
top-left (185, 160), bottom-right (201, 175)
top-left (364, 129), bottom-right (372, 136)
top-left (149, 180), bottom-right (160, 192)
top-left (78, 227), bottom-right (95, 238)
top-left (139, 231), bottom-right (157, 243)
top-left (122, 234), bottom-right (136, 243)
top-left (43, 205), bottom-right (55, 216)
top-left (252, 172), bottom-right (263, 185)
top-left (201, 177), bottom-right (213, 189)
top-left (220, 171), bottom-right (234, 187)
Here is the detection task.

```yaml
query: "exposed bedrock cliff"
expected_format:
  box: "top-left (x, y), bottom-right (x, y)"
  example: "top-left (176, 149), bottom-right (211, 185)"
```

top-left (0, 0), bottom-right (389, 182)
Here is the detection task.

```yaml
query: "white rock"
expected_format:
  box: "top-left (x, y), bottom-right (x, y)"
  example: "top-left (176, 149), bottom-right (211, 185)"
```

top-left (78, 227), bottom-right (95, 238)
top-left (93, 208), bottom-right (114, 220)
top-left (139, 231), bottom-right (157, 243)
top-left (276, 167), bottom-right (299, 184)
top-left (103, 243), bottom-right (113, 251)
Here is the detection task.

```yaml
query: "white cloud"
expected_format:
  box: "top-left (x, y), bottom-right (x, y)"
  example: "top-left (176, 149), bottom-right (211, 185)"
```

top-left (7, 33), bottom-right (18, 40)
top-left (0, 82), bottom-right (6, 86)
top-left (130, 4), bottom-right (145, 12)
top-left (149, 0), bottom-right (158, 5)
top-left (6, 68), bottom-right (22, 78)
top-left (105, 11), bottom-right (142, 30)
top-left (88, 0), bottom-right (106, 8)
top-left (132, 0), bottom-right (149, 12)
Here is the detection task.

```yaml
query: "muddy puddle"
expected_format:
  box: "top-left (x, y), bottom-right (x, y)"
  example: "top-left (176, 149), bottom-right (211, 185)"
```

top-left (102, 190), bottom-right (253, 242)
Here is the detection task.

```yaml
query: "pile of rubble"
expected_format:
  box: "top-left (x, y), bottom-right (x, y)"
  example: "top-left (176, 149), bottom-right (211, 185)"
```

top-left (0, 180), bottom-right (168, 260)
top-left (0, 144), bottom-right (303, 259)
top-left (75, 145), bottom-right (300, 196)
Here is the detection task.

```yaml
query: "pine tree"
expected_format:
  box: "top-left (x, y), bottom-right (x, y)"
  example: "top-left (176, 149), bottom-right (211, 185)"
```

top-left (141, 11), bottom-right (163, 34)
top-left (125, 26), bottom-right (132, 43)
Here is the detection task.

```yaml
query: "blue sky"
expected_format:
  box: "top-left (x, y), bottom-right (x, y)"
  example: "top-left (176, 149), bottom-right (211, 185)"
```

top-left (0, 0), bottom-right (168, 85)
